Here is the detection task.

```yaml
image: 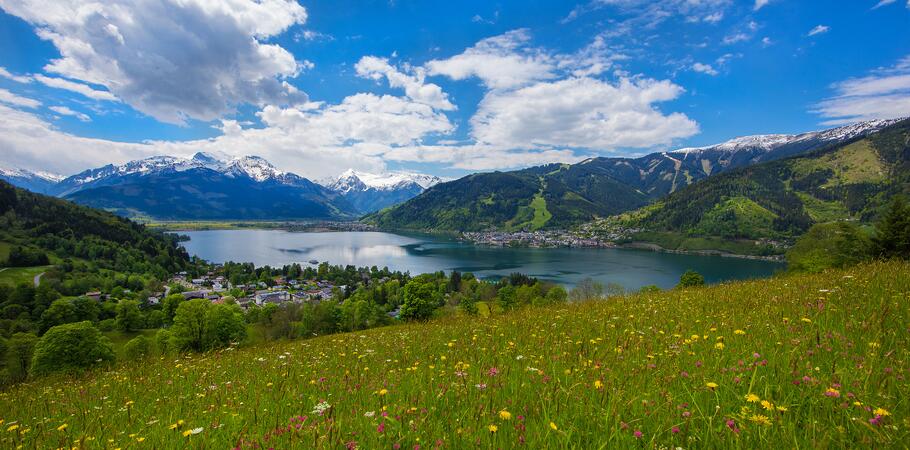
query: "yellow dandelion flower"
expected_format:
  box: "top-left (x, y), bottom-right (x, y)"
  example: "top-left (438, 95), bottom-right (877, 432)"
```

top-left (874, 407), bottom-right (890, 416)
top-left (488, 424), bottom-right (498, 433)
top-left (57, 424), bottom-right (68, 432)
top-left (137, 437), bottom-right (145, 443)
top-left (800, 317), bottom-right (812, 323)
top-left (378, 389), bottom-right (388, 396)
top-left (750, 414), bottom-right (772, 426)
top-left (182, 429), bottom-right (193, 437)
top-left (594, 380), bottom-right (603, 390)
top-left (499, 410), bottom-right (512, 420)
top-left (714, 342), bottom-right (725, 350)
top-left (734, 329), bottom-right (746, 335)
top-left (761, 400), bottom-right (774, 411)
top-left (776, 405), bottom-right (788, 412)
top-left (550, 422), bottom-right (558, 431)
top-left (706, 382), bottom-right (719, 389)
top-left (745, 393), bottom-right (760, 403)
top-left (6, 424), bottom-right (19, 432)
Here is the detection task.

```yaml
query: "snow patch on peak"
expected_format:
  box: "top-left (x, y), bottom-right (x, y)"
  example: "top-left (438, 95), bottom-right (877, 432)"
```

top-left (0, 167), bottom-right (64, 182)
top-left (322, 170), bottom-right (443, 192)
top-left (225, 156), bottom-right (285, 182)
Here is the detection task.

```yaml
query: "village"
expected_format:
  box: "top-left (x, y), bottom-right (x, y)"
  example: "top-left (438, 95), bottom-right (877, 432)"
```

top-left (462, 223), bottom-right (640, 248)
top-left (148, 267), bottom-right (347, 309)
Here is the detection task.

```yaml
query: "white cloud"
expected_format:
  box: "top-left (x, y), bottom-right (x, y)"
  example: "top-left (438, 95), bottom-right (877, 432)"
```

top-left (702, 12), bottom-right (724, 24)
top-left (470, 77), bottom-right (698, 150)
top-left (355, 56), bottom-right (455, 110)
top-left (692, 62), bottom-right (719, 76)
top-left (0, 0), bottom-right (308, 124)
top-left (426, 29), bottom-right (556, 89)
top-left (0, 88), bottom-right (41, 108)
top-left (0, 66), bottom-right (31, 83)
top-left (33, 75), bottom-right (118, 101)
top-left (872, 0), bottom-right (896, 8)
top-left (761, 37), bottom-right (773, 47)
top-left (807, 25), bottom-right (830, 36)
top-left (564, 0), bottom-right (731, 27)
top-left (814, 55), bottom-right (910, 125)
top-left (49, 105), bottom-right (91, 122)
top-left (753, 0), bottom-right (770, 11)
top-left (722, 32), bottom-right (750, 45)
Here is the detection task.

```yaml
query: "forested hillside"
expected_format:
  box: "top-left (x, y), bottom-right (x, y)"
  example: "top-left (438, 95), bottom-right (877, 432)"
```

top-left (0, 180), bottom-right (190, 277)
top-left (367, 120), bottom-right (899, 232)
top-left (613, 118), bottom-right (910, 241)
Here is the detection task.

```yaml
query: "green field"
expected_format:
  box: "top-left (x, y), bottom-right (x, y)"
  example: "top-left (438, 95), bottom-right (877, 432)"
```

top-left (1, 260), bottom-right (907, 448)
top-left (0, 266), bottom-right (53, 287)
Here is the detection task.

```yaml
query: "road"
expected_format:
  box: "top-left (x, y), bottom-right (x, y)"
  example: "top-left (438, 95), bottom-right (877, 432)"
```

top-left (34, 272), bottom-right (44, 287)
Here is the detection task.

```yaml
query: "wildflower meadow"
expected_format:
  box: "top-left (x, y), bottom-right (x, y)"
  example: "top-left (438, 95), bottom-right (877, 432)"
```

top-left (1, 260), bottom-right (908, 448)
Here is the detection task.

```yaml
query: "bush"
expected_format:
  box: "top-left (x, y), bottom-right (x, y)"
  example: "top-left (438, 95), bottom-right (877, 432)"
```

top-left (787, 222), bottom-right (872, 273)
top-left (97, 318), bottom-right (117, 332)
top-left (30, 321), bottom-right (114, 376)
top-left (678, 270), bottom-right (705, 288)
top-left (123, 335), bottom-right (151, 360)
top-left (155, 329), bottom-right (171, 354)
top-left (170, 300), bottom-right (246, 352)
top-left (4, 332), bottom-right (37, 382)
top-left (5, 246), bottom-right (49, 267)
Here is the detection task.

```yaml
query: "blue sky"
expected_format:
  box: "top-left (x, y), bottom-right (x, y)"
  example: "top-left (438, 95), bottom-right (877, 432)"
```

top-left (0, 0), bottom-right (907, 179)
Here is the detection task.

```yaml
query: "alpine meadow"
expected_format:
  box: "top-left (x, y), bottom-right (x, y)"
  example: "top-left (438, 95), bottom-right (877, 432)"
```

top-left (0, 0), bottom-right (909, 449)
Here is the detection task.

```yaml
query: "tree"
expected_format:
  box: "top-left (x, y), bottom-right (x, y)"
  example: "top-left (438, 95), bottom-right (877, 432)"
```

top-left (169, 299), bottom-right (209, 352)
top-left (115, 299), bottom-right (143, 332)
top-left (204, 304), bottom-right (246, 348)
top-left (5, 332), bottom-right (37, 382)
top-left (40, 298), bottom-right (78, 332)
top-left (123, 335), bottom-right (151, 360)
top-left (787, 222), bottom-right (872, 273)
top-left (678, 270), bottom-right (706, 288)
top-left (569, 278), bottom-right (604, 301)
top-left (544, 285), bottom-right (568, 304)
top-left (400, 277), bottom-right (442, 321)
top-left (161, 293), bottom-right (185, 324)
top-left (873, 195), bottom-right (910, 259)
top-left (30, 321), bottom-right (114, 376)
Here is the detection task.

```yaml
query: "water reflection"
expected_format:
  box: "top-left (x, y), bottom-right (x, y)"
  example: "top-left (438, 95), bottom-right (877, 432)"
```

top-left (181, 230), bottom-right (784, 290)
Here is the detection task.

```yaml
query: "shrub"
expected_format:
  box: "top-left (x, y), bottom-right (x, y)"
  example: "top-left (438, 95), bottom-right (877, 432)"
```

top-left (115, 299), bottom-right (144, 332)
top-left (155, 329), bottom-right (171, 355)
top-left (123, 335), bottom-right (151, 360)
top-left (4, 332), bottom-right (37, 382)
top-left (678, 270), bottom-right (705, 288)
top-left (787, 222), bottom-right (872, 273)
top-left (30, 321), bottom-right (114, 376)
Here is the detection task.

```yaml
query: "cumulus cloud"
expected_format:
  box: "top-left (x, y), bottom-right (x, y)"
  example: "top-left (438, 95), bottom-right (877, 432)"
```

top-left (470, 77), bottom-right (698, 150)
top-left (355, 56), bottom-right (455, 110)
top-left (753, 0), bottom-right (770, 11)
top-left (814, 55), bottom-right (910, 125)
top-left (0, 88), bottom-right (41, 108)
top-left (807, 25), bottom-right (830, 36)
top-left (49, 105), bottom-right (91, 122)
top-left (0, 0), bottom-right (309, 124)
top-left (426, 29), bottom-right (556, 89)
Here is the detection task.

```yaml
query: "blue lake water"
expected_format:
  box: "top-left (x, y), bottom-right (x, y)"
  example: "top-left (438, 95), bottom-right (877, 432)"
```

top-left (180, 230), bottom-right (785, 290)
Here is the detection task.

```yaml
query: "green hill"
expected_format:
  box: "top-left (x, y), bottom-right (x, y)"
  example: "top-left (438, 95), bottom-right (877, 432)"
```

top-left (1, 260), bottom-right (907, 448)
top-left (610, 119), bottom-right (910, 243)
top-left (367, 120), bottom-right (903, 232)
top-left (0, 179), bottom-right (191, 288)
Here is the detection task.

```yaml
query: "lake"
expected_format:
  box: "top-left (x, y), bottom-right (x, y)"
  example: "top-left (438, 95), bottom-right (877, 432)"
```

top-left (180, 230), bottom-right (785, 290)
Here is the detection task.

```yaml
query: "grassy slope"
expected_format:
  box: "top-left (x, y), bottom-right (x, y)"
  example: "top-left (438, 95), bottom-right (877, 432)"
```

top-left (2, 261), bottom-right (908, 448)
top-left (0, 266), bottom-right (53, 287)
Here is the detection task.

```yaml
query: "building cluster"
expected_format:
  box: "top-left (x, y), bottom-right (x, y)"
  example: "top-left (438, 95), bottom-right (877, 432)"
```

top-left (462, 229), bottom-right (624, 248)
top-left (156, 270), bottom-right (345, 309)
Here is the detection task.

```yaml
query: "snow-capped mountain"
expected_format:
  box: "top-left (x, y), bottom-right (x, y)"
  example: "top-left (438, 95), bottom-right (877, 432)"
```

top-left (671, 118), bottom-right (902, 156)
top-left (0, 167), bottom-right (64, 194)
top-left (52, 152), bottom-right (304, 196)
top-left (320, 169), bottom-right (443, 213)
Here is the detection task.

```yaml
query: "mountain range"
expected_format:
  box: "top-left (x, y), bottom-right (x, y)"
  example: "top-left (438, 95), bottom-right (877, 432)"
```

top-left (0, 153), bottom-right (439, 219)
top-left (366, 118), bottom-right (904, 231)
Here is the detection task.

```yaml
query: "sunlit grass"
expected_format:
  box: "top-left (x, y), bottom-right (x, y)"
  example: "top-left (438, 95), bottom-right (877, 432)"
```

top-left (1, 260), bottom-right (908, 448)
